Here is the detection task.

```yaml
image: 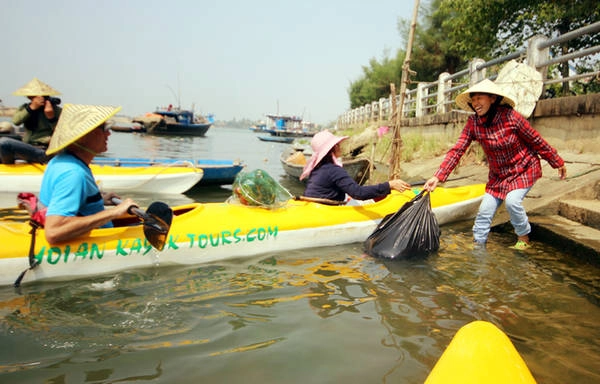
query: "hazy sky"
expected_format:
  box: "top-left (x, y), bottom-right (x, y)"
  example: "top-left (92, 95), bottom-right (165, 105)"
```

top-left (1, 0), bottom-right (415, 124)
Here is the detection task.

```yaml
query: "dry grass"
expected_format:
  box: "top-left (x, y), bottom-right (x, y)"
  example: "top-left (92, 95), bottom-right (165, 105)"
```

top-left (372, 131), bottom-right (471, 164)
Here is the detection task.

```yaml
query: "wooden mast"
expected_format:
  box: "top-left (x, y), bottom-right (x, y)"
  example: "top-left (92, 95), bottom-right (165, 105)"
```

top-left (389, 0), bottom-right (419, 179)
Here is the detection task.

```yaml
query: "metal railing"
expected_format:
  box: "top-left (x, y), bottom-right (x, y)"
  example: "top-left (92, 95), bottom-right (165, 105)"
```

top-left (338, 21), bottom-right (600, 127)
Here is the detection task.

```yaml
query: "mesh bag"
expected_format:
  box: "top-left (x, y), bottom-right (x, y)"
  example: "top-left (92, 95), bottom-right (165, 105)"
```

top-left (363, 190), bottom-right (440, 260)
top-left (230, 169), bottom-right (292, 208)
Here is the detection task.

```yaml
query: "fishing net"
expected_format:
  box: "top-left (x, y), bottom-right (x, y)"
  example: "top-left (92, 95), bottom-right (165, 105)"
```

top-left (229, 169), bottom-right (292, 208)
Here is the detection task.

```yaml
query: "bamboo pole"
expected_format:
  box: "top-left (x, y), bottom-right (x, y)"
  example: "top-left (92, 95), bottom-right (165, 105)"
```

top-left (389, 0), bottom-right (420, 179)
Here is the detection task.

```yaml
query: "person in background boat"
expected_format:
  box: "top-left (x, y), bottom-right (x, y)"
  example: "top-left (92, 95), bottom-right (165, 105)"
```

top-left (1, 78), bottom-right (62, 164)
top-left (423, 79), bottom-right (567, 251)
top-left (300, 130), bottom-right (411, 204)
top-left (39, 104), bottom-right (137, 245)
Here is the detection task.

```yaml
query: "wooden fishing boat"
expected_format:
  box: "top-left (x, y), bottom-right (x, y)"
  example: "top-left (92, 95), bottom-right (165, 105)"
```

top-left (280, 146), bottom-right (371, 185)
top-left (425, 320), bottom-right (536, 383)
top-left (258, 135), bottom-right (295, 144)
top-left (109, 121), bottom-right (145, 132)
top-left (0, 184), bottom-right (485, 286)
top-left (92, 157), bottom-right (245, 186)
top-left (0, 163), bottom-right (203, 194)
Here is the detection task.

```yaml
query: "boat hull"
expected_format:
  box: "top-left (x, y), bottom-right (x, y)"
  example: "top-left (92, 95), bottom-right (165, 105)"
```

top-left (0, 185), bottom-right (485, 286)
top-left (92, 157), bottom-right (245, 186)
top-left (258, 135), bottom-right (295, 143)
top-left (150, 122), bottom-right (211, 136)
top-left (0, 163), bottom-right (203, 194)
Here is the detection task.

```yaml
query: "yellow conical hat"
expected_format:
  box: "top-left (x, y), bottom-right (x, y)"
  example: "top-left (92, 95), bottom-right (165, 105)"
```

top-left (46, 104), bottom-right (121, 155)
top-left (13, 78), bottom-right (61, 96)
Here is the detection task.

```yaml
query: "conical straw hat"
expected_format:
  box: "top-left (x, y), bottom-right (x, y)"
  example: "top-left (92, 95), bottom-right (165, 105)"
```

top-left (13, 78), bottom-right (61, 96)
top-left (455, 79), bottom-right (516, 112)
top-left (47, 104), bottom-right (121, 155)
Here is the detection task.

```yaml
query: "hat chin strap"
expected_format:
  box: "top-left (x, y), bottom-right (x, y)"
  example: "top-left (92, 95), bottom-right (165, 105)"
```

top-left (72, 142), bottom-right (98, 156)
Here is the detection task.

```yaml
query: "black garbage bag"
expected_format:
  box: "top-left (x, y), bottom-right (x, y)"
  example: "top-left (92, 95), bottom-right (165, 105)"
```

top-left (363, 190), bottom-right (440, 260)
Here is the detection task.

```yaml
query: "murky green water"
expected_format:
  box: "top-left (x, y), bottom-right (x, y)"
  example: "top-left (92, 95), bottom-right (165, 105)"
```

top-left (0, 127), bottom-right (598, 383)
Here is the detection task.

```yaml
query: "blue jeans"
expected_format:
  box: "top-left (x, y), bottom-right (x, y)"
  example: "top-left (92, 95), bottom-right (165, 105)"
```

top-left (0, 137), bottom-right (48, 164)
top-left (473, 188), bottom-right (532, 243)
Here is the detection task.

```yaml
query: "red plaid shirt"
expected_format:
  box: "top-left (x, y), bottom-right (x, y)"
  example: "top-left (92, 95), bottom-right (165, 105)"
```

top-left (434, 106), bottom-right (564, 199)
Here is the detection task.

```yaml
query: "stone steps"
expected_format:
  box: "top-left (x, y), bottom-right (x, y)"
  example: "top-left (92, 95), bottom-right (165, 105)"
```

top-left (528, 187), bottom-right (600, 265)
top-left (558, 199), bottom-right (600, 231)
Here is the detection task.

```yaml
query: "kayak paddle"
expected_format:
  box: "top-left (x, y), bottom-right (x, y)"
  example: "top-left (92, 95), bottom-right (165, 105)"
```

top-left (112, 198), bottom-right (173, 251)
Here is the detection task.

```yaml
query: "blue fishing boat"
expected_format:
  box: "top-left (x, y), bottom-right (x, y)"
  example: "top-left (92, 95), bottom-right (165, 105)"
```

top-left (133, 108), bottom-right (212, 137)
top-left (265, 113), bottom-right (316, 137)
top-left (92, 157), bottom-right (245, 186)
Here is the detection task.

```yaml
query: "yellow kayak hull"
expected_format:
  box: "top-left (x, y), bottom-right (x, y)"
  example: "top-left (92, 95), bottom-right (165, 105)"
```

top-left (0, 184), bottom-right (485, 285)
top-left (0, 163), bottom-right (203, 194)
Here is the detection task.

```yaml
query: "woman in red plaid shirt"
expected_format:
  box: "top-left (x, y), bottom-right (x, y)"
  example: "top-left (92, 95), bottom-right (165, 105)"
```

top-left (424, 79), bottom-right (567, 250)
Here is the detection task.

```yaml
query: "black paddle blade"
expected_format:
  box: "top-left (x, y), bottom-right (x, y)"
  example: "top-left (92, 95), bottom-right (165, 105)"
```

top-left (143, 202), bottom-right (173, 251)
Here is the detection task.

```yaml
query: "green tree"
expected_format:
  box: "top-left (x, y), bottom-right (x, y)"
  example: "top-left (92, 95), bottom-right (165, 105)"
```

top-left (399, 0), bottom-right (466, 81)
top-left (348, 51), bottom-right (405, 109)
top-left (436, 0), bottom-right (600, 95)
top-left (348, 0), bottom-right (599, 108)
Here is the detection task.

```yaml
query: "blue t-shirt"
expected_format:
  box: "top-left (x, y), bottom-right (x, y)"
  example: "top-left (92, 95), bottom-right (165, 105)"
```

top-left (39, 152), bottom-right (113, 228)
top-left (304, 162), bottom-right (390, 201)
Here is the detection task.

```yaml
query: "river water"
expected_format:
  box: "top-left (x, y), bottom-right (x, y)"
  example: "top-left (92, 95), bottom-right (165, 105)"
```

top-left (0, 127), bottom-right (599, 383)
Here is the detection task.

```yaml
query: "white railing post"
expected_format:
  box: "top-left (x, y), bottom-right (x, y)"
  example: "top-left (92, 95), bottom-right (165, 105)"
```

top-left (415, 83), bottom-right (426, 117)
top-left (371, 100), bottom-right (376, 121)
top-left (527, 34), bottom-right (550, 81)
top-left (437, 72), bottom-right (451, 113)
top-left (469, 58), bottom-right (486, 85)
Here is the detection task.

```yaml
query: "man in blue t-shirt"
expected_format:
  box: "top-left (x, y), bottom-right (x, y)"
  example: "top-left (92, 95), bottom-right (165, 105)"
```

top-left (39, 104), bottom-right (137, 245)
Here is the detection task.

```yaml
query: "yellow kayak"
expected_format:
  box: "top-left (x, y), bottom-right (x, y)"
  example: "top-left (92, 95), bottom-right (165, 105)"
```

top-left (426, 321), bottom-right (537, 383)
top-left (0, 163), bottom-right (203, 194)
top-left (0, 184), bottom-right (485, 286)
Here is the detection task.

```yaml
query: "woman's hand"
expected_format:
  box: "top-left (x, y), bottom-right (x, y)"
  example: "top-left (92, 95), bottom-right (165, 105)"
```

top-left (423, 176), bottom-right (440, 192)
top-left (557, 165), bottom-right (567, 180)
top-left (389, 179), bottom-right (411, 192)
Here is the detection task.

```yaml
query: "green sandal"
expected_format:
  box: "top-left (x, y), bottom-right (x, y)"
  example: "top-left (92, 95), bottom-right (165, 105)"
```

top-left (510, 240), bottom-right (531, 250)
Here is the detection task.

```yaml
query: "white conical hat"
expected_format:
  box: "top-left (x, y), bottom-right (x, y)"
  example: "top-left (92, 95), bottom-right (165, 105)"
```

top-left (13, 78), bottom-right (61, 96)
top-left (47, 104), bottom-right (121, 155)
top-left (494, 60), bottom-right (543, 118)
top-left (455, 79), bottom-right (516, 112)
